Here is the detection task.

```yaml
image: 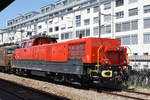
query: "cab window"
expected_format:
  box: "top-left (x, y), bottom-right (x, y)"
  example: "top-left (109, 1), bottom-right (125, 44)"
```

top-left (21, 42), bottom-right (26, 48)
top-left (27, 41), bottom-right (32, 48)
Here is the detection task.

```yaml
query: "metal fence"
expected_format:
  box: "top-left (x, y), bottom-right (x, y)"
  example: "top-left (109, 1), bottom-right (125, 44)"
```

top-left (128, 70), bottom-right (150, 88)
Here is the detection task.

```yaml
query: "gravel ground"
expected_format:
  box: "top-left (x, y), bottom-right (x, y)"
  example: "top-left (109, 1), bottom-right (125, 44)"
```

top-left (0, 72), bottom-right (149, 100)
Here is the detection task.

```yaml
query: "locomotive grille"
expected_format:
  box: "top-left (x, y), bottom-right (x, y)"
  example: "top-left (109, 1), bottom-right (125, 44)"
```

top-left (106, 51), bottom-right (120, 65)
top-left (68, 43), bottom-right (86, 59)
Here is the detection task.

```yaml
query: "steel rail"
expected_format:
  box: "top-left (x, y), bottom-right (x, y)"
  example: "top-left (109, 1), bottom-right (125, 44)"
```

top-left (0, 87), bottom-right (27, 100)
top-left (122, 89), bottom-right (150, 96)
top-left (0, 78), bottom-right (69, 100)
top-left (102, 90), bottom-right (147, 100)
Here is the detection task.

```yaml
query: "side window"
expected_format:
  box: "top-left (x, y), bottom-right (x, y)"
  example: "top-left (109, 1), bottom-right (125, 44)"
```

top-left (28, 41), bottom-right (32, 48)
top-left (21, 42), bottom-right (26, 48)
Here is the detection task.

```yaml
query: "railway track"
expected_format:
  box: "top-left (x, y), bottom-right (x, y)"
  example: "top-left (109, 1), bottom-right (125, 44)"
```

top-left (0, 78), bottom-right (69, 100)
top-left (0, 72), bottom-right (150, 100)
top-left (122, 89), bottom-right (150, 96)
top-left (12, 74), bottom-right (150, 100)
top-left (99, 89), bottom-right (150, 100)
top-left (102, 91), bottom-right (147, 100)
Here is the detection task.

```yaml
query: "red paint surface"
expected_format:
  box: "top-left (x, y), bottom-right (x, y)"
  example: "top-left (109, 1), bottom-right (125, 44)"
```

top-left (14, 37), bottom-right (128, 66)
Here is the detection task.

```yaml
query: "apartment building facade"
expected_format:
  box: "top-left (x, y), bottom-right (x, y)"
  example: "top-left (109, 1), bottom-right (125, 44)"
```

top-left (0, 0), bottom-right (150, 58)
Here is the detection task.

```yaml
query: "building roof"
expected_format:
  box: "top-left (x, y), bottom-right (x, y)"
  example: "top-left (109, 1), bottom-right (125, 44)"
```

top-left (0, 0), bottom-right (15, 12)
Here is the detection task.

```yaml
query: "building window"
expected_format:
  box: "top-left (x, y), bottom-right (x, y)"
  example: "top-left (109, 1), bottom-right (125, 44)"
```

top-left (115, 20), bottom-right (138, 32)
top-left (131, 34), bottom-right (138, 45)
top-left (105, 25), bottom-right (111, 33)
top-left (55, 26), bottom-right (59, 31)
top-left (60, 24), bottom-right (66, 30)
top-left (27, 32), bottom-right (32, 37)
top-left (89, 0), bottom-right (97, 4)
top-left (101, 25), bottom-right (105, 34)
top-left (129, 0), bottom-right (137, 4)
top-left (45, 21), bottom-right (48, 24)
top-left (87, 8), bottom-right (90, 13)
top-left (49, 28), bottom-right (53, 32)
top-left (69, 32), bottom-right (73, 39)
top-left (49, 21), bottom-right (53, 24)
top-left (61, 9), bottom-right (66, 14)
top-left (144, 33), bottom-right (150, 44)
top-left (116, 0), bottom-right (124, 7)
top-left (46, 7), bottom-right (50, 12)
top-left (144, 18), bottom-right (150, 29)
top-left (67, 8), bottom-right (73, 11)
top-left (61, 32), bottom-right (72, 40)
top-left (93, 6), bottom-right (99, 13)
top-left (84, 19), bottom-right (90, 25)
top-left (76, 15), bottom-right (81, 27)
top-left (51, 34), bottom-right (59, 38)
top-left (54, 12), bottom-right (59, 16)
top-left (116, 34), bottom-right (138, 45)
top-left (144, 5), bottom-right (150, 13)
top-left (93, 17), bottom-right (99, 24)
top-left (129, 8), bottom-right (138, 16)
top-left (61, 34), bottom-right (65, 40)
top-left (65, 33), bottom-right (69, 39)
top-left (86, 29), bottom-right (90, 36)
top-left (116, 23), bottom-right (121, 32)
top-left (101, 25), bottom-right (111, 34)
top-left (41, 9), bottom-right (45, 13)
top-left (76, 29), bottom-right (89, 38)
top-left (76, 30), bottom-right (80, 38)
top-left (12, 37), bottom-right (14, 40)
top-left (43, 31), bottom-right (47, 35)
top-left (38, 25), bottom-right (42, 29)
top-left (122, 22), bottom-right (130, 31)
top-left (104, 14), bottom-right (111, 22)
top-left (104, 2), bottom-right (111, 10)
top-left (93, 27), bottom-right (99, 35)
top-left (122, 36), bottom-right (130, 45)
top-left (61, 16), bottom-right (64, 20)
top-left (80, 30), bottom-right (85, 37)
top-left (61, 27), bottom-right (66, 30)
top-left (131, 20), bottom-right (138, 30)
top-left (116, 11), bottom-right (124, 19)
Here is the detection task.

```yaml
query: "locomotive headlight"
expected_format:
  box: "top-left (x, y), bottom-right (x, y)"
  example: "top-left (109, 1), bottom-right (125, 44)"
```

top-left (105, 60), bottom-right (108, 64)
top-left (116, 47), bottom-right (120, 51)
top-left (121, 66), bottom-right (127, 70)
top-left (124, 60), bottom-right (127, 64)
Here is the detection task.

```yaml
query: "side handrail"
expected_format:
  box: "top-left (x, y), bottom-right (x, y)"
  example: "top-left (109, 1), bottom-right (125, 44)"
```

top-left (97, 45), bottom-right (103, 73)
top-left (126, 46), bottom-right (132, 65)
top-left (11, 55), bottom-right (13, 67)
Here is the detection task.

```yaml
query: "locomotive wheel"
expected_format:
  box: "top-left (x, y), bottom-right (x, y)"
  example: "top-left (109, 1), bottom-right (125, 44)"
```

top-left (80, 76), bottom-right (90, 89)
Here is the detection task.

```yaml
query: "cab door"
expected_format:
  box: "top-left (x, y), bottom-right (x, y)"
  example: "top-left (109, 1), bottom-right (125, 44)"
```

top-left (19, 42), bottom-right (27, 59)
top-left (25, 41), bottom-right (33, 59)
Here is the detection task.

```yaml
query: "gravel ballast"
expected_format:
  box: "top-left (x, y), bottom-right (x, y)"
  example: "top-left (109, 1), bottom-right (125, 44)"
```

top-left (0, 73), bottom-right (149, 100)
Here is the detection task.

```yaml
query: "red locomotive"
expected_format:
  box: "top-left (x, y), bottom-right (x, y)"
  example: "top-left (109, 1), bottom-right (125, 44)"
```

top-left (12, 35), bottom-right (131, 86)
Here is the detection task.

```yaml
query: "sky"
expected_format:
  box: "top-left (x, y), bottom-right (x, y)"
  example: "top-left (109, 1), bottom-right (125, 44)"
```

top-left (0, 0), bottom-right (55, 30)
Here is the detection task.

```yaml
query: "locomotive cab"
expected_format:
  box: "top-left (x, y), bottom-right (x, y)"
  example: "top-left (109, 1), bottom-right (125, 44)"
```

top-left (21, 35), bottom-right (58, 48)
top-left (32, 36), bottom-right (57, 46)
